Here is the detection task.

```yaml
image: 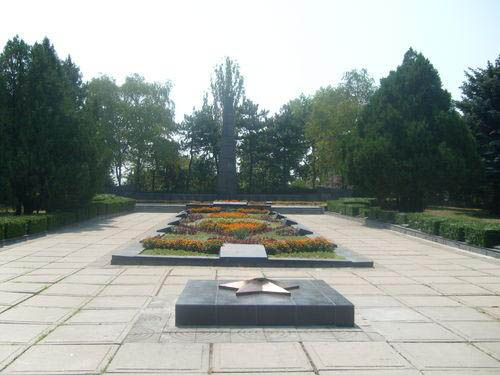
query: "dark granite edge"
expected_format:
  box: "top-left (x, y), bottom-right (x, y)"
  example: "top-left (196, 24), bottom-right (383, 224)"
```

top-left (325, 211), bottom-right (500, 260)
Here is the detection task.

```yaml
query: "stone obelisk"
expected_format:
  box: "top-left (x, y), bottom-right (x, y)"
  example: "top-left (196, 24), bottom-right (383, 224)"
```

top-left (217, 95), bottom-right (237, 196)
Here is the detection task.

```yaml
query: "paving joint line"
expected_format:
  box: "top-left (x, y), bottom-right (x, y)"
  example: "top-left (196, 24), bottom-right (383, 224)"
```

top-left (299, 341), bottom-right (319, 375)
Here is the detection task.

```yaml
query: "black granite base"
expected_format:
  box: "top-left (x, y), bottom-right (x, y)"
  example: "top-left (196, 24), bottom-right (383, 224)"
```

top-left (175, 279), bottom-right (354, 327)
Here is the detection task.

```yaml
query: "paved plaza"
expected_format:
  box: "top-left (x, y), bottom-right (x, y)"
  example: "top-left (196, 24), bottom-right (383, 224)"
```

top-left (0, 212), bottom-right (499, 374)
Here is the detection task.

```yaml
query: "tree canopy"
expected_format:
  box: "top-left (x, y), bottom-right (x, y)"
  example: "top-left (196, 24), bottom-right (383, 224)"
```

top-left (0, 37), bottom-right (492, 214)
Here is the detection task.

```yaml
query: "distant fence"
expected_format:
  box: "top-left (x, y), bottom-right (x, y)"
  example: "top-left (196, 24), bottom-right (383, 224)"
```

top-left (108, 189), bottom-right (351, 202)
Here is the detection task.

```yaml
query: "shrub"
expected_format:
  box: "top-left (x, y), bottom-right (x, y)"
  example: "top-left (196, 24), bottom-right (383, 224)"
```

top-left (339, 197), bottom-right (376, 206)
top-left (262, 237), bottom-right (336, 255)
top-left (395, 212), bottom-right (408, 225)
top-left (46, 213), bottom-right (63, 230)
top-left (76, 207), bottom-right (89, 221)
top-left (366, 207), bottom-right (382, 220)
top-left (378, 210), bottom-right (397, 223)
top-left (0, 220), bottom-right (5, 240)
top-left (439, 221), bottom-right (465, 242)
top-left (463, 223), bottom-right (500, 248)
top-left (88, 203), bottom-right (99, 218)
top-left (4, 217), bottom-right (28, 239)
top-left (141, 236), bottom-right (223, 254)
top-left (407, 214), bottom-right (447, 235)
top-left (345, 205), bottom-right (361, 217)
top-left (26, 216), bottom-right (47, 234)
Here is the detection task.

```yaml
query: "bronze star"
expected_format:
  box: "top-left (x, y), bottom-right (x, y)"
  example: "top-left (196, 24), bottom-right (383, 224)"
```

top-left (219, 277), bottom-right (299, 296)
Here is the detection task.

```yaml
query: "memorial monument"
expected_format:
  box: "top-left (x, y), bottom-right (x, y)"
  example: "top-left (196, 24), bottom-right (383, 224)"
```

top-left (213, 57), bottom-right (242, 196)
top-left (217, 94), bottom-right (237, 195)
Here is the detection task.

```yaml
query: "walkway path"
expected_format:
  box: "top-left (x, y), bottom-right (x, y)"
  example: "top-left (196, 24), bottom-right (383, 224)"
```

top-left (0, 212), bottom-right (499, 374)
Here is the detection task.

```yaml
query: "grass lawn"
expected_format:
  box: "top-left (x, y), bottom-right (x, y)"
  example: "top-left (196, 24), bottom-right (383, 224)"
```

top-left (142, 248), bottom-right (342, 259)
top-left (141, 248), bottom-right (216, 257)
top-left (425, 206), bottom-right (500, 224)
top-left (269, 251), bottom-right (342, 259)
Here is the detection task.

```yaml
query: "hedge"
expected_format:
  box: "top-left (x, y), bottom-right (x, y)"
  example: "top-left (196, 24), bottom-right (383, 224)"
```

top-left (439, 221), bottom-right (465, 242)
top-left (326, 197), bottom-right (500, 249)
top-left (27, 216), bottom-right (48, 235)
top-left (463, 223), bottom-right (500, 248)
top-left (4, 217), bottom-right (28, 239)
top-left (0, 194), bottom-right (135, 241)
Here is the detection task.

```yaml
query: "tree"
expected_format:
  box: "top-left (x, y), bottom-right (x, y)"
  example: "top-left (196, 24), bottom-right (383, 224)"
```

top-left (120, 74), bottom-right (174, 191)
top-left (0, 36), bottom-right (31, 212)
top-left (458, 56), bottom-right (500, 213)
top-left (266, 99), bottom-right (310, 190)
top-left (0, 36), bottom-right (106, 213)
top-left (305, 69), bottom-right (376, 188)
top-left (350, 48), bottom-right (480, 211)
top-left (86, 75), bottom-right (126, 186)
top-left (236, 98), bottom-right (268, 192)
top-left (211, 57), bottom-right (244, 194)
top-left (179, 95), bottom-right (219, 192)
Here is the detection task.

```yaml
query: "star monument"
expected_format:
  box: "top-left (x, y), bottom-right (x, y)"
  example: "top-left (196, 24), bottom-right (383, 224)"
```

top-left (219, 277), bottom-right (299, 296)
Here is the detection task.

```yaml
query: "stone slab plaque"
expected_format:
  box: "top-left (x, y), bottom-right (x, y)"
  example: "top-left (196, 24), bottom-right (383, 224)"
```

top-left (219, 244), bottom-right (267, 262)
top-left (175, 280), bottom-right (354, 327)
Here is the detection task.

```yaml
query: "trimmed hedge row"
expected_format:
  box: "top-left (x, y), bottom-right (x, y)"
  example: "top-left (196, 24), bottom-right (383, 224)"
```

top-left (0, 195), bottom-right (135, 240)
top-left (326, 199), bottom-right (500, 249)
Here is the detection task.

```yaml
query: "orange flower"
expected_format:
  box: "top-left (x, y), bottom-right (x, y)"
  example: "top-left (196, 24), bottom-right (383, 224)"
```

top-left (189, 207), bottom-right (222, 213)
top-left (209, 211), bottom-right (249, 218)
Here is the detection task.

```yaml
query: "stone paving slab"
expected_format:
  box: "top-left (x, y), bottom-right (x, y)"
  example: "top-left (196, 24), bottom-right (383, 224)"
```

top-left (394, 342), bottom-right (500, 370)
top-left (108, 342), bottom-right (209, 373)
top-left (0, 212), bottom-right (499, 372)
top-left (304, 341), bottom-right (410, 370)
top-left (212, 342), bottom-right (311, 372)
top-left (4, 344), bottom-right (118, 374)
top-left (41, 323), bottom-right (129, 344)
top-left (0, 306), bottom-right (74, 324)
top-left (0, 323), bottom-right (50, 344)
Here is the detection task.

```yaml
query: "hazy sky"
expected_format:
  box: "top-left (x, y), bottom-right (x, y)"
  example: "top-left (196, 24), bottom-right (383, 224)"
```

top-left (1, 0), bottom-right (499, 121)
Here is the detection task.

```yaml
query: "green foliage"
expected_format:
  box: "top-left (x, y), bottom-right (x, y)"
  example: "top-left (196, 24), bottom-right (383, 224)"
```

top-left (458, 55), bottom-right (500, 213)
top-left (406, 214), bottom-right (446, 235)
top-left (463, 223), bottom-right (500, 248)
top-left (395, 213), bottom-right (408, 225)
top-left (0, 36), bottom-right (107, 213)
top-left (0, 195), bottom-right (134, 240)
top-left (439, 221), bottom-right (465, 242)
top-left (4, 218), bottom-right (27, 239)
top-left (306, 70), bottom-right (376, 186)
top-left (327, 199), bottom-right (379, 218)
top-left (378, 210), bottom-right (397, 223)
top-left (349, 49), bottom-right (481, 211)
top-left (339, 197), bottom-right (376, 206)
top-left (26, 216), bottom-right (47, 234)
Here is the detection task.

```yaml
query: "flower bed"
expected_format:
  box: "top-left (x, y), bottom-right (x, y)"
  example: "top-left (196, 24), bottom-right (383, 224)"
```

top-left (141, 208), bottom-right (337, 257)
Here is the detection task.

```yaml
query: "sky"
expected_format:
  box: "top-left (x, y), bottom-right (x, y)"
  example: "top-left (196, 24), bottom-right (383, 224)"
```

top-left (1, 0), bottom-right (499, 122)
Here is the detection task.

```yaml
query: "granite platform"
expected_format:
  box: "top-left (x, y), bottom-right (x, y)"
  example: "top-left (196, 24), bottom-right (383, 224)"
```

top-left (175, 279), bottom-right (355, 327)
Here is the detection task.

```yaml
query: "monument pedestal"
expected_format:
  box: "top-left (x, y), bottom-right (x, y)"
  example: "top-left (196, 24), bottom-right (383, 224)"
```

top-left (175, 279), bottom-right (354, 327)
